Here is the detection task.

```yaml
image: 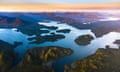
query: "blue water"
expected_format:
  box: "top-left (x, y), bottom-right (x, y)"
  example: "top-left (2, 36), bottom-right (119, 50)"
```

top-left (0, 21), bottom-right (120, 72)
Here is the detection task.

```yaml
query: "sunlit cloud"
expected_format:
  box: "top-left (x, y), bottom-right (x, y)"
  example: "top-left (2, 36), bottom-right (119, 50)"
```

top-left (0, 0), bottom-right (120, 4)
top-left (0, 3), bottom-right (120, 12)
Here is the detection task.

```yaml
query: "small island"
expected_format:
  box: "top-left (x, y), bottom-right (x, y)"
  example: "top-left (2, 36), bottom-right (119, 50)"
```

top-left (10, 46), bottom-right (73, 72)
top-left (64, 46), bottom-right (120, 72)
top-left (28, 34), bottom-right (65, 44)
top-left (22, 46), bottom-right (72, 62)
top-left (56, 29), bottom-right (71, 33)
top-left (75, 34), bottom-right (94, 45)
top-left (114, 40), bottom-right (120, 48)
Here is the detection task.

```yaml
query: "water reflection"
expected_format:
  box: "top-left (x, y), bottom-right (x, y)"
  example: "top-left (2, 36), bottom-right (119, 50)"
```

top-left (0, 21), bottom-right (120, 72)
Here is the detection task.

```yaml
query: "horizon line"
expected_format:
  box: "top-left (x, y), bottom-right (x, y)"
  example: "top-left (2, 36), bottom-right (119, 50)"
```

top-left (0, 10), bottom-right (120, 13)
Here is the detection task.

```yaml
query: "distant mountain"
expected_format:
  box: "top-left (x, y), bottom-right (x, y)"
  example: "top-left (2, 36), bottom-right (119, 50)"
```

top-left (0, 17), bottom-right (24, 27)
top-left (0, 12), bottom-right (119, 29)
top-left (0, 13), bottom-right (47, 28)
top-left (54, 12), bottom-right (120, 23)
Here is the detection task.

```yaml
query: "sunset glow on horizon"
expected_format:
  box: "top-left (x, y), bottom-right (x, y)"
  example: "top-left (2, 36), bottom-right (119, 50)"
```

top-left (0, 3), bottom-right (120, 12)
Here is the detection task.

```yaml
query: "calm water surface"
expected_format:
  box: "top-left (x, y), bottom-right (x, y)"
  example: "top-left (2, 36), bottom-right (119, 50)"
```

top-left (0, 21), bottom-right (120, 72)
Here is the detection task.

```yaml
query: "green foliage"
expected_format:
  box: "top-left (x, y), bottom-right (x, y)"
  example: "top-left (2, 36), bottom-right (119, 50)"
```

top-left (64, 48), bottom-right (120, 72)
top-left (11, 46), bottom-right (72, 72)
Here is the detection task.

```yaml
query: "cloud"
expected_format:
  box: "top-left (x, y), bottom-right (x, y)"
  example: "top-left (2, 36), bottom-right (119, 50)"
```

top-left (0, 0), bottom-right (120, 4)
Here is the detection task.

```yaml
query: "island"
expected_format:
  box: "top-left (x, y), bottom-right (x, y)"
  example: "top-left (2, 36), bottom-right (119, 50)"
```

top-left (1, 13), bottom-right (120, 38)
top-left (17, 24), bottom-right (50, 36)
top-left (75, 34), bottom-right (94, 45)
top-left (28, 34), bottom-right (65, 44)
top-left (10, 46), bottom-right (73, 72)
top-left (17, 21), bottom-right (68, 44)
top-left (0, 40), bottom-right (22, 72)
top-left (64, 46), bottom-right (120, 72)
top-left (56, 29), bottom-right (71, 33)
top-left (114, 40), bottom-right (120, 48)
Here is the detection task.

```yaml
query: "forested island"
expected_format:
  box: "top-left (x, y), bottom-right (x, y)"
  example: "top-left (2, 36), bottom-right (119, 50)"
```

top-left (75, 34), bottom-right (94, 45)
top-left (0, 44), bottom-right (72, 72)
top-left (64, 46), bottom-right (120, 72)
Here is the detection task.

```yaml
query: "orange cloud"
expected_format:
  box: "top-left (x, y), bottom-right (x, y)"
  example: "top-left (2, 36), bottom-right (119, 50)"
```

top-left (0, 3), bottom-right (120, 11)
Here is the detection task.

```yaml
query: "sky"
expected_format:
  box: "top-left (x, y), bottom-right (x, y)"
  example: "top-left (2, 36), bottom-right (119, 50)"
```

top-left (0, 0), bottom-right (120, 11)
top-left (0, 0), bottom-right (120, 4)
